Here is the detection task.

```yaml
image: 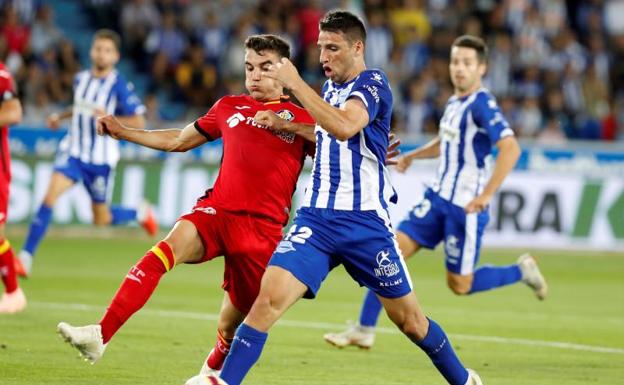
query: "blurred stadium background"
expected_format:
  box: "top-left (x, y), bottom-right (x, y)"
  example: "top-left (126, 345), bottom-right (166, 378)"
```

top-left (0, 1), bottom-right (623, 385)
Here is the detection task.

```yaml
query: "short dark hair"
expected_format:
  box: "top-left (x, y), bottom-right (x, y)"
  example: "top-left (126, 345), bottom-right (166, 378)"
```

top-left (319, 10), bottom-right (366, 45)
top-left (245, 34), bottom-right (291, 59)
top-left (93, 29), bottom-right (121, 52)
top-left (451, 35), bottom-right (488, 62)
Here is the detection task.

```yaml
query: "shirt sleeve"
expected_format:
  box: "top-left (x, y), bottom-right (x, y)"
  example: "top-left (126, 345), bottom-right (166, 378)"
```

top-left (113, 77), bottom-right (146, 116)
top-left (347, 71), bottom-right (391, 124)
top-left (194, 99), bottom-right (222, 141)
top-left (472, 93), bottom-right (514, 143)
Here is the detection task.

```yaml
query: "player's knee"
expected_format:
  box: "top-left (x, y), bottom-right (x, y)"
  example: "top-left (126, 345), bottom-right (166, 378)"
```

top-left (394, 314), bottom-right (428, 341)
top-left (446, 276), bottom-right (472, 295)
top-left (92, 216), bottom-right (110, 226)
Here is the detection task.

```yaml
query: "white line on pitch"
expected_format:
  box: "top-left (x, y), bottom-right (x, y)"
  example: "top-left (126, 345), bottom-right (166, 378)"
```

top-left (35, 301), bottom-right (624, 355)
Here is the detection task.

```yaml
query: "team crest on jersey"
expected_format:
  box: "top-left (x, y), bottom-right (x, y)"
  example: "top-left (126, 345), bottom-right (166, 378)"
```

top-left (276, 109), bottom-right (295, 122)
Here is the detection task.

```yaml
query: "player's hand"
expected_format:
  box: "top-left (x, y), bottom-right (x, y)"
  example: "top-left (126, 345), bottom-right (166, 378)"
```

top-left (94, 108), bottom-right (107, 118)
top-left (395, 155), bottom-right (413, 173)
top-left (385, 133), bottom-right (401, 166)
top-left (262, 58), bottom-right (301, 90)
top-left (97, 115), bottom-right (124, 140)
top-left (254, 110), bottom-right (286, 131)
top-left (46, 113), bottom-right (61, 130)
top-left (465, 194), bottom-right (491, 213)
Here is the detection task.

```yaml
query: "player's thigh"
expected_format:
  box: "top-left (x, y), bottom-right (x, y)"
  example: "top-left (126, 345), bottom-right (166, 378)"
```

top-left (217, 292), bottom-right (247, 338)
top-left (396, 190), bottom-right (445, 250)
top-left (162, 219), bottom-right (205, 264)
top-left (221, 216), bottom-right (283, 314)
top-left (443, 208), bottom-right (489, 276)
top-left (378, 291), bottom-right (429, 342)
top-left (177, 208), bottom-right (225, 264)
top-left (43, 172), bottom-right (76, 205)
top-left (245, 265), bottom-right (308, 332)
top-left (396, 230), bottom-right (421, 260)
top-left (268, 208), bottom-right (338, 300)
top-left (336, 211), bottom-right (413, 299)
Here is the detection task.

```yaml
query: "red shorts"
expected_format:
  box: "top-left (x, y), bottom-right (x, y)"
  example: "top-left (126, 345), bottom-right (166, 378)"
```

top-left (0, 172), bottom-right (9, 224)
top-left (179, 205), bottom-right (283, 314)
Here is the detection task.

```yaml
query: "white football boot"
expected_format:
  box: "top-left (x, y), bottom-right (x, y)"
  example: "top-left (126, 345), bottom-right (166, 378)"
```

top-left (199, 349), bottom-right (222, 376)
top-left (57, 322), bottom-right (107, 363)
top-left (0, 288), bottom-right (27, 313)
top-left (518, 253), bottom-right (548, 300)
top-left (465, 369), bottom-right (483, 385)
top-left (323, 323), bottom-right (375, 349)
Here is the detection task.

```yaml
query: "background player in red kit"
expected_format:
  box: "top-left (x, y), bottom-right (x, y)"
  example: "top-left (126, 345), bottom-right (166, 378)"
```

top-left (0, 61), bottom-right (26, 314)
top-left (56, 35), bottom-right (315, 371)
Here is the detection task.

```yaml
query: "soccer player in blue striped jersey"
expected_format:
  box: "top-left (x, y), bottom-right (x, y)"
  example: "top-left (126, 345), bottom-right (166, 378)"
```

top-left (204, 12), bottom-right (482, 385)
top-left (17, 30), bottom-right (156, 276)
top-left (324, 35), bottom-right (548, 350)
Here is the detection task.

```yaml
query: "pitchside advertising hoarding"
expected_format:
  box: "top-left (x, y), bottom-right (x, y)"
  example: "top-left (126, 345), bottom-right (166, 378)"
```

top-left (8, 127), bottom-right (624, 252)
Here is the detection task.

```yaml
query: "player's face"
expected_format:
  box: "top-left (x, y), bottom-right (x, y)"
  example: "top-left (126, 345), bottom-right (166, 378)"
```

top-left (318, 30), bottom-right (361, 84)
top-left (244, 49), bottom-right (283, 101)
top-left (449, 46), bottom-right (486, 95)
top-left (90, 38), bottom-right (119, 72)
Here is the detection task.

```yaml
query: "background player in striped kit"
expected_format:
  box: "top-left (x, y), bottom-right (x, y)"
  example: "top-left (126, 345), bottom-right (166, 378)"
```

top-left (324, 35), bottom-right (548, 350)
top-left (0, 61), bottom-right (26, 313)
top-left (207, 12), bottom-right (482, 385)
top-left (17, 29), bottom-right (156, 276)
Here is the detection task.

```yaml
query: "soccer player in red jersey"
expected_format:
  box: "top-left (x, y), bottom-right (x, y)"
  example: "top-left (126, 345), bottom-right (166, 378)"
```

top-left (56, 35), bottom-right (316, 371)
top-left (0, 61), bottom-right (26, 313)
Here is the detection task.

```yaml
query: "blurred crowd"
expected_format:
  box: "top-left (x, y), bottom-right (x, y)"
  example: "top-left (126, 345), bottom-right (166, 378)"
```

top-left (1, 0), bottom-right (624, 143)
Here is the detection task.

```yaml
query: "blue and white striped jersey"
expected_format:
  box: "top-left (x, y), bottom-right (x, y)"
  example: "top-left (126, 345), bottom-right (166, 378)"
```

top-left (302, 69), bottom-right (397, 219)
top-left (59, 70), bottom-right (145, 167)
top-left (433, 87), bottom-right (514, 207)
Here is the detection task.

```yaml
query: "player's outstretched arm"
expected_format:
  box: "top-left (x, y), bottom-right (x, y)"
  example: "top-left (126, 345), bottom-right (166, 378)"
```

top-left (394, 136), bottom-right (441, 173)
top-left (465, 135), bottom-right (520, 213)
top-left (46, 109), bottom-right (72, 130)
top-left (97, 115), bottom-right (206, 152)
top-left (0, 98), bottom-right (22, 127)
top-left (253, 110), bottom-right (316, 142)
top-left (262, 58), bottom-right (367, 141)
top-left (113, 113), bottom-right (146, 129)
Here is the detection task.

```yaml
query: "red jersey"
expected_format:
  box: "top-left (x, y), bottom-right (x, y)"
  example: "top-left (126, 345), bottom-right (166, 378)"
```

top-left (0, 63), bottom-right (15, 176)
top-left (194, 94), bottom-right (315, 225)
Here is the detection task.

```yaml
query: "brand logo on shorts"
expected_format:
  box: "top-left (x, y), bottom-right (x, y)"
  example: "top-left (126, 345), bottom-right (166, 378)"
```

top-left (275, 240), bottom-right (295, 253)
top-left (374, 249), bottom-right (400, 278)
top-left (445, 235), bottom-right (461, 259)
top-left (194, 206), bottom-right (217, 215)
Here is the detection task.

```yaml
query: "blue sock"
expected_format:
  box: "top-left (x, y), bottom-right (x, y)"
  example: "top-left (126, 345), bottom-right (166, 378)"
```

top-left (110, 205), bottom-right (137, 225)
top-left (468, 264), bottom-right (522, 294)
top-left (359, 290), bottom-right (383, 327)
top-left (23, 204), bottom-right (53, 256)
top-left (220, 323), bottom-right (268, 385)
top-left (417, 318), bottom-right (469, 385)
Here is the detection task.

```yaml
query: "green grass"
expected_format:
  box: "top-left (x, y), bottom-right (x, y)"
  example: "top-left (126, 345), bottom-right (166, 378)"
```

top-left (1, 234), bottom-right (623, 385)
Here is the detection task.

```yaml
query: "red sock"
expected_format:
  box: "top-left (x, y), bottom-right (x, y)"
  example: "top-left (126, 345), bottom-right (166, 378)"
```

top-left (99, 241), bottom-right (175, 344)
top-left (0, 240), bottom-right (18, 294)
top-left (206, 329), bottom-right (233, 370)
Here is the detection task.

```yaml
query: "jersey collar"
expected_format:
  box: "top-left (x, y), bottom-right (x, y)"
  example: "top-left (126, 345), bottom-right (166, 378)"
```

top-left (263, 95), bottom-right (290, 105)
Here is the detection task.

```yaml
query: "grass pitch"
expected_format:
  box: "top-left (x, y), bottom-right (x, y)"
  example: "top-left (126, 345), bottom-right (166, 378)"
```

top-left (0, 231), bottom-right (623, 385)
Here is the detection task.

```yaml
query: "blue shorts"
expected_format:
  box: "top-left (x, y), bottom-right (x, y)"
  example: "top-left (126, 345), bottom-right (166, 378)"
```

top-left (268, 207), bottom-right (413, 299)
top-left (397, 189), bottom-right (489, 275)
top-left (54, 154), bottom-right (113, 204)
